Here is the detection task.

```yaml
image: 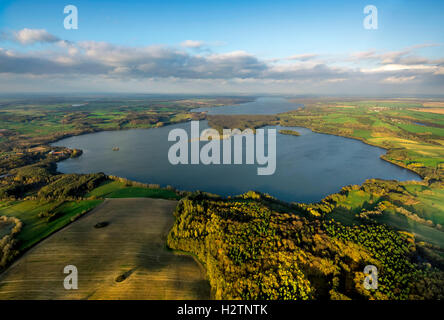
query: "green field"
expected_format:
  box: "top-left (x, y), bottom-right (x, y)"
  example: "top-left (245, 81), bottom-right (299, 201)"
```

top-left (0, 199), bottom-right (102, 250)
top-left (0, 178), bottom-right (182, 255)
top-left (281, 99), bottom-right (444, 179)
top-left (86, 181), bottom-right (180, 200)
top-left (326, 181), bottom-right (444, 248)
top-left (375, 210), bottom-right (444, 247)
top-left (0, 198), bottom-right (209, 300)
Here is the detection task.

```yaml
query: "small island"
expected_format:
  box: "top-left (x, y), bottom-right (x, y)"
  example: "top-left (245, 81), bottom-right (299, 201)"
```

top-left (279, 129), bottom-right (300, 136)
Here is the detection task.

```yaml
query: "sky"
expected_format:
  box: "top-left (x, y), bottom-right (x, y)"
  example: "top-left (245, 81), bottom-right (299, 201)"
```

top-left (0, 0), bottom-right (443, 95)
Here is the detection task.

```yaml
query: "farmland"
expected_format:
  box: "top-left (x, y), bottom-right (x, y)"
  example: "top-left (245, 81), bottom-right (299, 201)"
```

top-left (281, 99), bottom-right (444, 179)
top-left (0, 96), bottom-right (251, 174)
top-left (0, 199), bottom-right (102, 251)
top-left (0, 96), bottom-right (443, 300)
top-left (0, 198), bottom-right (209, 300)
top-left (275, 99), bottom-right (444, 255)
top-left (0, 96), bottom-right (250, 278)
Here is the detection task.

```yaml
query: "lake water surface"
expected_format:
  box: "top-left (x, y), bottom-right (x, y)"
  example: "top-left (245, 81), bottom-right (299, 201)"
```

top-left (192, 96), bottom-right (303, 114)
top-left (53, 97), bottom-right (420, 203)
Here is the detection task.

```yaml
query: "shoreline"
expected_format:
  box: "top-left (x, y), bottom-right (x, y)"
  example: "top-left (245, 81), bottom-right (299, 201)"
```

top-left (52, 123), bottom-right (423, 205)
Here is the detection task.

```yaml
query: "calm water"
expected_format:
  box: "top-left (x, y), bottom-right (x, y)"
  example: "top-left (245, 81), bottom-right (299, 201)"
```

top-left (191, 96), bottom-right (302, 114)
top-left (52, 97), bottom-right (420, 203)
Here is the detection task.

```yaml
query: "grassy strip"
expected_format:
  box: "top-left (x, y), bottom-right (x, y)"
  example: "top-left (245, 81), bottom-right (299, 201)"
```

top-left (86, 180), bottom-right (180, 200)
top-left (278, 129), bottom-right (300, 136)
top-left (0, 199), bottom-right (102, 250)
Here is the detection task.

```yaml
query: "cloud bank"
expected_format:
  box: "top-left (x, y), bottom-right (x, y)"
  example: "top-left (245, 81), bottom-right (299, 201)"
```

top-left (0, 29), bottom-right (443, 94)
top-left (13, 28), bottom-right (60, 45)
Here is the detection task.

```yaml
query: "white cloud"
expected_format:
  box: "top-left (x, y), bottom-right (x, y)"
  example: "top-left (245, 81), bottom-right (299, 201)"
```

top-left (13, 28), bottom-right (60, 45)
top-left (361, 64), bottom-right (438, 73)
top-left (181, 40), bottom-right (205, 48)
top-left (382, 76), bottom-right (416, 83)
top-left (286, 53), bottom-right (318, 61)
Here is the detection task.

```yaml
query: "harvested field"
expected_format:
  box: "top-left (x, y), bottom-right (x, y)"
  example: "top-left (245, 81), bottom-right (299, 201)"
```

top-left (0, 198), bottom-right (210, 300)
top-left (423, 102), bottom-right (444, 107)
top-left (409, 108), bottom-right (444, 114)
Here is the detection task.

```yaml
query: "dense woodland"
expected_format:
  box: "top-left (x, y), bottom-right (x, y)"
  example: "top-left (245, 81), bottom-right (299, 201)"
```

top-left (208, 114), bottom-right (279, 133)
top-left (168, 191), bottom-right (444, 299)
top-left (0, 216), bottom-right (22, 268)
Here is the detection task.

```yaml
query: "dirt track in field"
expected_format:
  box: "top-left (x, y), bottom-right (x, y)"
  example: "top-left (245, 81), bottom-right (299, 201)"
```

top-left (0, 198), bottom-right (210, 300)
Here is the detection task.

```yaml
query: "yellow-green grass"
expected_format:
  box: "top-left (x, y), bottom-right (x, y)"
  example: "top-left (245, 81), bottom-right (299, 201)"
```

top-left (397, 123), bottom-right (444, 136)
top-left (0, 180), bottom-right (178, 255)
top-left (322, 115), bottom-right (360, 124)
top-left (170, 112), bottom-right (193, 122)
top-left (86, 180), bottom-right (180, 200)
top-left (0, 198), bottom-right (209, 300)
top-left (374, 210), bottom-right (444, 248)
top-left (404, 186), bottom-right (444, 226)
top-left (332, 207), bottom-right (444, 248)
top-left (0, 199), bottom-right (102, 250)
top-left (329, 183), bottom-right (444, 248)
top-left (329, 190), bottom-right (380, 225)
top-left (282, 100), bottom-right (444, 177)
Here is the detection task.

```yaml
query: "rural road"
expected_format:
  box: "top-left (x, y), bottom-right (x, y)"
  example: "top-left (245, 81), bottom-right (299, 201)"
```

top-left (0, 198), bottom-right (210, 300)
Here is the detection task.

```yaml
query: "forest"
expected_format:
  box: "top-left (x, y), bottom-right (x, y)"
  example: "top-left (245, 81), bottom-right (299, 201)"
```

top-left (168, 191), bottom-right (444, 300)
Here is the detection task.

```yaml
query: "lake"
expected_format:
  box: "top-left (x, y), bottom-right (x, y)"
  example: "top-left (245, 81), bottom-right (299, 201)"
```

top-left (52, 97), bottom-right (420, 203)
top-left (191, 96), bottom-right (303, 115)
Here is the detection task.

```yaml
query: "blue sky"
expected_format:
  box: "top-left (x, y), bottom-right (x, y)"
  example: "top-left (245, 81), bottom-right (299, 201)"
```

top-left (0, 0), bottom-right (443, 94)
